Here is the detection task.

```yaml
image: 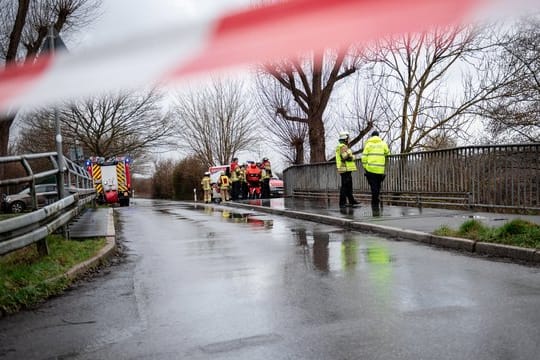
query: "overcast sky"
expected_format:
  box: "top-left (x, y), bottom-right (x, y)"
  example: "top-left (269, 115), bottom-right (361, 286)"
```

top-left (72, 0), bottom-right (289, 171)
top-left (78, 0), bottom-right (250, 49)
top-left (65, 1), bottom-right (539, 173)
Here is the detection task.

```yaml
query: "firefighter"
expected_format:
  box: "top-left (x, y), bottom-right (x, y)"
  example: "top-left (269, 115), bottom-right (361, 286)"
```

top-left (218, 170), bottom-right (231, 201)
top-left (362, 130), bottom-right (390, 216)
top-left (239, 163), bottom-right (248, 199)
top-left (230, 157), bottom-right (240, 200)
top-left (201, 172), bottom-right (212, 203)
top-left (336, 131), bottom-right (359, 208)
top-left (260, 157), bottom-right (272, 198)
top-left (246, 161), bottom-right (262, 198)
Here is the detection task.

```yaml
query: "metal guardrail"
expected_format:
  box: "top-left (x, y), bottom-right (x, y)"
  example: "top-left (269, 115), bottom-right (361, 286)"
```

top-left (284, 143), bottom-right (540, 213)
top-left (0, 152), bottom-right (94, 210)
top-left (0, 193), bottom-right (95, 256)
top-left (0, 152), bottom-right (96, 256)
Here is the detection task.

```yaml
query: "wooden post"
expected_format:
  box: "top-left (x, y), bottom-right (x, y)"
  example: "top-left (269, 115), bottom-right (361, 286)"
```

top-left (36, 238), bottom-right (49, 256)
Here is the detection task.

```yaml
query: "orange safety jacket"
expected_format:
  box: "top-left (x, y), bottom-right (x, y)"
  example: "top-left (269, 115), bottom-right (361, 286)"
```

top-left (246, 166), bottom-right (262, 183)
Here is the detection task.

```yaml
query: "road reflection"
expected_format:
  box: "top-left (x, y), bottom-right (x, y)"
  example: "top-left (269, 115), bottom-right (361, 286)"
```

top-left (194, 204), bottom-right (274, 228)
top-left (176, 203), bottom-right (395, 280)
top-left (290, 227), bottom-right (395, 278)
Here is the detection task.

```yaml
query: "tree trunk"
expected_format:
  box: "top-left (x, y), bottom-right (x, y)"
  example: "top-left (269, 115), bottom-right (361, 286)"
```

top-left (308, 114), bottom-right (326, 163)
top-left (0, 115), bottom-right (15, 158)
top-left (293, 141), bottom-right (304, 165)
top-left (0, 115), bottom-right (16, 181)
top-left (6, 0), bottom-right (30, 62)
top-left (2, 0), bottom-right (30, 169)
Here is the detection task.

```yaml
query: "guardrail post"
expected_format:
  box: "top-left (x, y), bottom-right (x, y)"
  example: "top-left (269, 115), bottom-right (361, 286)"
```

top-left (36, 238), bottom-right (49, 256)
top-left (326, 187), bottom-right (330, 206)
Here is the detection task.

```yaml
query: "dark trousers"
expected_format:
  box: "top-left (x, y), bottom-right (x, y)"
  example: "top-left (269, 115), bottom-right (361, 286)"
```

top-left (231, 181), bottom-right (240, 200)
top-left (261, 178), bottom-right (270, 199)
top-left (364, 171), bottom-right (385, 211)
top-left (241, 182), bottom-right (248, 199)
top-left (339, 172), bottom-right (356, 206)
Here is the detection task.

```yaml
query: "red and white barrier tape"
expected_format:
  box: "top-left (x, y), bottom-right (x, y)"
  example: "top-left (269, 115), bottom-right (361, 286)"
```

top-left (0, 0), bottom-right (517, 113)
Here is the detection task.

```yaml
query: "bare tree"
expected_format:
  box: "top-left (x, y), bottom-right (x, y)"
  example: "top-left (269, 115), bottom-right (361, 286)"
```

top-left (0, 0), bottom-right (101, 159)
top-left (172, 155), bottom-right (208, 200)
top-left (17, 89), bottom-right (174, 161)
top-left (366, 24), bottom-right (502, 153)
top-left (480, 15), bottom-right (540, 142)
top-left (263, 49), bottom-right (362, 163)
top-left (337, 73), bottom-right (385, 151)
top-left (173, 78), bottom-right (258, 167)
top-left (152, 158), bottom-right (175, 199)
top-left (256, 72), bottom-right (309, 165)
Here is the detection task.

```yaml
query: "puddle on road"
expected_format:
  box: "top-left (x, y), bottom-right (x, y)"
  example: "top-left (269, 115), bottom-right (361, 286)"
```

top-left (291, 227), bottom-right (395, 274)
top-left (188, 204), bottom-right (274, 229)
top-left (157, 202), bottom-right (397, 276)
top-left (154, 208), bottom-right (197, 222)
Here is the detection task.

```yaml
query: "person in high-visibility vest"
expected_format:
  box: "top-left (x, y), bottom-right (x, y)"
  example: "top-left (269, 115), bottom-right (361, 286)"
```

top-left (218, 170), bottom-right (231, 201)
top-left (230, 157), bottom-right (240, 200)
top-left (336, 131), bottom-right (359, 208)
top-left (362, 130), bottom-right (390, 216)
top-left (201, 172), bottom-right (212, 203)
top-left (245, 162), bottom-right (262, 198)
top-left (239, 163), bottom-right (248, 199)
top-left (260, 157), bottom-right (272, 199)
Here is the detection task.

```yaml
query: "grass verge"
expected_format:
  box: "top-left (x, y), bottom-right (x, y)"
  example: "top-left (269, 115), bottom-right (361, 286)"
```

top-left (434, 219), bottom-right (540, 249)
top-left (0, 235), bottom-right (106, 315)
top-left (0, 213), bottom-right (21, 221)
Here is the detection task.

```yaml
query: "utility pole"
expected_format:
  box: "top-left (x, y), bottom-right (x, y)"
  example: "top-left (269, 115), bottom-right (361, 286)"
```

top-left (48, 25), bottom-right (66, 200)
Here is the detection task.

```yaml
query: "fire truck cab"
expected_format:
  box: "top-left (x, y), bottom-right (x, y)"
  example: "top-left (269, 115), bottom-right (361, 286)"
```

top-left (86, 156), bottom-right (132, 206)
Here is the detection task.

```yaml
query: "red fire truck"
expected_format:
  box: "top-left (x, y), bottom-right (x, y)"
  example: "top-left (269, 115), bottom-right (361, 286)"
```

top-left (86, 156), bottom-right (132, 206)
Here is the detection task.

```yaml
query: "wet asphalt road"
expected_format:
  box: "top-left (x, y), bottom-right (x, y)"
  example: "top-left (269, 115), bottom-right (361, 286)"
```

top-left (1, 198), bottom-right (539, 360)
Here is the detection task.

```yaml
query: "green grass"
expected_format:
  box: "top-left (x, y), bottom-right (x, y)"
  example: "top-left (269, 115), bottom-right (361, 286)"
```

top-left (434, 219), bottom-right (540, 249)
top-left (0, 213), bottom-right (22, 221)
top-left (0, 235), bottom-right (106, 315)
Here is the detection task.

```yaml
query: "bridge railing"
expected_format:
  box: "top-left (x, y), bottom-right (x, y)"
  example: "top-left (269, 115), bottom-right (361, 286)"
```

top-left (0, 152), bottom-right (96, 256)
top-left (0, 194), bottom-right (95, 256)
top-left (283, 143), bottom-right (540, 213)
top-left (0, 152), bottom-right (94, 204)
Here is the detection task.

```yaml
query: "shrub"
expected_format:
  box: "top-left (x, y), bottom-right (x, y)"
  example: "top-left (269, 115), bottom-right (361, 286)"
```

top-left (434, 218), bottom-right (540, 249)
top-left (458, 219), bottom-right (489, 240)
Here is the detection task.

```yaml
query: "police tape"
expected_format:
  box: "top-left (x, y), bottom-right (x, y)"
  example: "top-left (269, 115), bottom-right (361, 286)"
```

top-left (0, 0), bottom-right (496, 113)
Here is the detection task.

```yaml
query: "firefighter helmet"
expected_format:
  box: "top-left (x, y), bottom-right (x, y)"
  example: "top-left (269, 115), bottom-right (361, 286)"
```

top-left (339, 131), bottom-right (349, 140)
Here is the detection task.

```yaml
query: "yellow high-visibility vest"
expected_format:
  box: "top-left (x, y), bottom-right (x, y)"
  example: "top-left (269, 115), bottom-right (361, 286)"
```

top-left (362, 136), bottom-right (390, 174)
top-left (201, 176), bottom-right (211, 191)
top-left (336, 142), bottom-right (357, 173)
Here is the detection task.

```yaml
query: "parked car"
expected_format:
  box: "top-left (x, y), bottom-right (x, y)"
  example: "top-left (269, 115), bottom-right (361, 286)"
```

top-left (269, 176), bottom-right (284, 197)
top-left (2, 184), bottom-right (70, 213)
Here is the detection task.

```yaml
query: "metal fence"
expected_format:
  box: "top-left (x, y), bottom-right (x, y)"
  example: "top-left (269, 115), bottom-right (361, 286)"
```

top-left (0, 152), bottom-right (95, 256)
top-left (284, 143), bottom-right (540, 213)
top-left (0, 152), bottom-right (94, 210)
top-left (0, 194), bottom-right (95, 256)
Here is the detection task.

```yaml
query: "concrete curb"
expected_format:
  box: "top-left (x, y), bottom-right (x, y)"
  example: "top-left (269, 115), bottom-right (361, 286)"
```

top-left (49, 208), bottom-right (116, 284)
top-left (222, 202), bottom-right (539, 265)
top-left (475, 242), bottom-right (537, 263)
top-left (430, 235), bottom-right (476, 252)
